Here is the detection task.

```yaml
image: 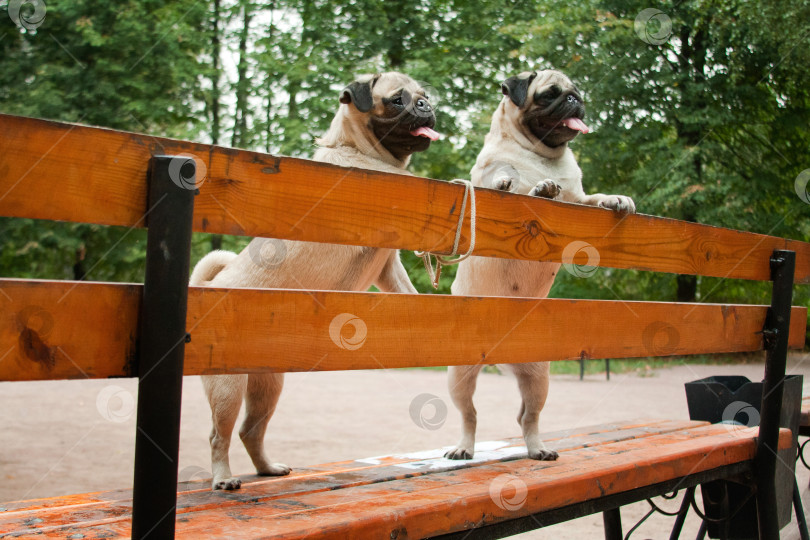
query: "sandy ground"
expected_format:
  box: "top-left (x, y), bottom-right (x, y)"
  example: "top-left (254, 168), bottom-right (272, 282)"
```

top-left (2, 359), bottom-right (810, 539)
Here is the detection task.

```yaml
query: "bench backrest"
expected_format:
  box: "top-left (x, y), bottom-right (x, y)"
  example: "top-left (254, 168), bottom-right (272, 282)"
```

top-left (1, 113), bottom-right (807, 383)
top-left (3, 114), bottom-right (809, 281)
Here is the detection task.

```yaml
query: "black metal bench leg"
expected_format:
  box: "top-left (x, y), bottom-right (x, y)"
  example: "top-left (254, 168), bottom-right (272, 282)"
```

top-left (756, 250), bottom-right (795, 540)
top-left (603, 508), bottom-right (622, 540)
top-left (794, 476), bottom-right (810, 540)
top-left (695, 521), bottom-right (707, 540)
top-left (669, 486), bottom-right (696, 540)
top-left (131, 156), bottom-right (196, 539)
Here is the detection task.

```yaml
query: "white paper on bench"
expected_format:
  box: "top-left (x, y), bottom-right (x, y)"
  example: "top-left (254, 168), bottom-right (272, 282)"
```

top-left (355, 440), bottom-right (528, 471)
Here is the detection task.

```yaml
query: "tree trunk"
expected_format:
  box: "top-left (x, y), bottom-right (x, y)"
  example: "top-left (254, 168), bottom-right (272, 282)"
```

top-left (72, 246), bottom-right (86, 281)
top-left (265, 89), bottom-right (272, 153)
top-left (232, 1), bottom-right (253, 148)
top-left (210, 0), bottom-right (222, 146)
top-left (671, 20), bottom-right (709, 304)
top-left (210, 235), bottom-right (223, 251)
top-left (282, 0), bottom-right (312, 153)
top-left (210, 0), bottom-right (223, 251)
top-left (383, 0), bottom-right (408, 67)
top-left (263, 10), bottom-right (275, 154)
top-left (676, 274), bottom-right (697, 303)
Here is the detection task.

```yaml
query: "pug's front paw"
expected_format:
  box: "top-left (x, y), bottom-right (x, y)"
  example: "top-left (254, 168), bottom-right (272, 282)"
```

top-left (530, 179), bottom-right (562, 199)
top-left (599, 195), bottom-right (636, 214)
top-left (494, 177), bottom-right (513, 191)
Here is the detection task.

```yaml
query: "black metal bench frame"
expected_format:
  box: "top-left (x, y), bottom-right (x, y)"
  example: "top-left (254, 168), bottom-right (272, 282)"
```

top-left (127, 155), bottom-right (800, 539)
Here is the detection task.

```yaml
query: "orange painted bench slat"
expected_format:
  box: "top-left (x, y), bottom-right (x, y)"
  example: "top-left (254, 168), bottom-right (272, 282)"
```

top-left (0, 422), bottom-right (792, 539)
top-left (2, 279), bottom-right (806, 381)
top-left (2, 114), bottom-right (810, 283)
top-left (0, 419), bottom-right (689, 522)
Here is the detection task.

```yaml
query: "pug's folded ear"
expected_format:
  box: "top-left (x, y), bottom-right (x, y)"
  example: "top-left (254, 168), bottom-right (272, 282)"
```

top-left (501, 71), bottom-right (537, 107)
top-left (339, 74), bottom-right (380, 112)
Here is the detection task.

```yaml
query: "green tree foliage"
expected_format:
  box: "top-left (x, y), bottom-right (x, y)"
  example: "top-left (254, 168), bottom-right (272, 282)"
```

top-left (1, 0), bottom-right (808, 321)
top-left (1, 0), bottom-right (207, 131)
top-left (0, 0), bottom-right (209, 281)
top-left (505, 0), bottom-right (810, 309)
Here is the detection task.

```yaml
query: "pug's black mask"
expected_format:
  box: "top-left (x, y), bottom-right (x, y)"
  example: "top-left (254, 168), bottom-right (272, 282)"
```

top-left (340, 74), bottom-right (438, 161)
top-left (502, 71), bottom-right (589, 149)
top-left (523, 86), bottom-right (586, 148)
top-left (371, 89), bottom-right (437, 160)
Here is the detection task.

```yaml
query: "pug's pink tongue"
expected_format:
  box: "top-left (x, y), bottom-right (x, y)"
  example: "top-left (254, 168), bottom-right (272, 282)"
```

top-left (563, 117), bottom-right (590, 134)
top-left (410, 126), bottom-right (440, 141)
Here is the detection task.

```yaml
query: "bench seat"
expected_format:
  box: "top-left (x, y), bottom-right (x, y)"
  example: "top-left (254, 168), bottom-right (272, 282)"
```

top-left (0, 419), bottom-right (792, 539)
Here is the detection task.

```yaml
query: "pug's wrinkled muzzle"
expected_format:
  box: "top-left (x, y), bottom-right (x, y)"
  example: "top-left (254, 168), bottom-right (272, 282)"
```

top-left (537, 91), bottom-right (588, 132)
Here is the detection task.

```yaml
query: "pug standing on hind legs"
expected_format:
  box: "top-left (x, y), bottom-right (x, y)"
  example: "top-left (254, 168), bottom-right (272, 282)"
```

top-left (190, 72), bottom-right (439, 490)
top-left (445, 70), bottom-right (635, 461)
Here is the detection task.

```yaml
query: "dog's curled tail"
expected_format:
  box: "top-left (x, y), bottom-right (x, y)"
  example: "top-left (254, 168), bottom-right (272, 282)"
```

top-left (189, 250), bottom-right (238, 286)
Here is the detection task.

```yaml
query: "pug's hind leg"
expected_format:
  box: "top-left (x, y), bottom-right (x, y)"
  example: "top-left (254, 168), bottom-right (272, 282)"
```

top-left (513, 363), bottom-right (558, 461)
top-left (530, 179), bottom-right (562, 199)
top-left (203, 374), bottom-right (247, 490)
top-left (240, 373), bottom-right (291, 477)
top-left (445, 364), bottom-right (484, 460)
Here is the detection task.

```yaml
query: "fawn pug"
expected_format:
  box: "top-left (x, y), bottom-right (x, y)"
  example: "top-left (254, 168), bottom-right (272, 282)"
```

top-left (445, 69), bottom-right (635, 461)
top-left (190, 72), bottom-right (439, 489)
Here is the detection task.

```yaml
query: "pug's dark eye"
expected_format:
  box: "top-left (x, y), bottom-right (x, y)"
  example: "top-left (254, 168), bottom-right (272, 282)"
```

top-left (391, 96), bottom-right (403, 106)
top-left (535, 85), bottom-right (562, 102)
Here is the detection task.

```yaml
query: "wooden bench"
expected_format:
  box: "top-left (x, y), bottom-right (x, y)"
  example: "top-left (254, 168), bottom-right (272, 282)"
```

top-left (0, 421), bottom-right (793, 539)
top-left (1, 113), bottom-right (808, 539)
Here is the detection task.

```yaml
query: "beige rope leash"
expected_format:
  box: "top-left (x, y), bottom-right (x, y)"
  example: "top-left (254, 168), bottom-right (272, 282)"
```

top-left (415, 179), bottom-right (477, 289)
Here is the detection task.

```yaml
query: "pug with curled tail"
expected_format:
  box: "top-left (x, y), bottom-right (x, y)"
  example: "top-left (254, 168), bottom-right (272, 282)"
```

top-left (445, 69), bottom-right (635, 461)
top-left (190, 72), bottom-right (439, 490)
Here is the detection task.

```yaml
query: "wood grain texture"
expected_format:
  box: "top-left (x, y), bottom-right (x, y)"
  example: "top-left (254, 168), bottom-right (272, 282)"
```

top-left (0, 419), bottom-right (700, 534)
top-left (0, 423), bottom-right (792, 539)
top-left (1, 279), bottom-right (805, 381)
top-left (0, 279), bottom-right (139, 381)
top-left (1, 114), bottom-right (808, 283)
